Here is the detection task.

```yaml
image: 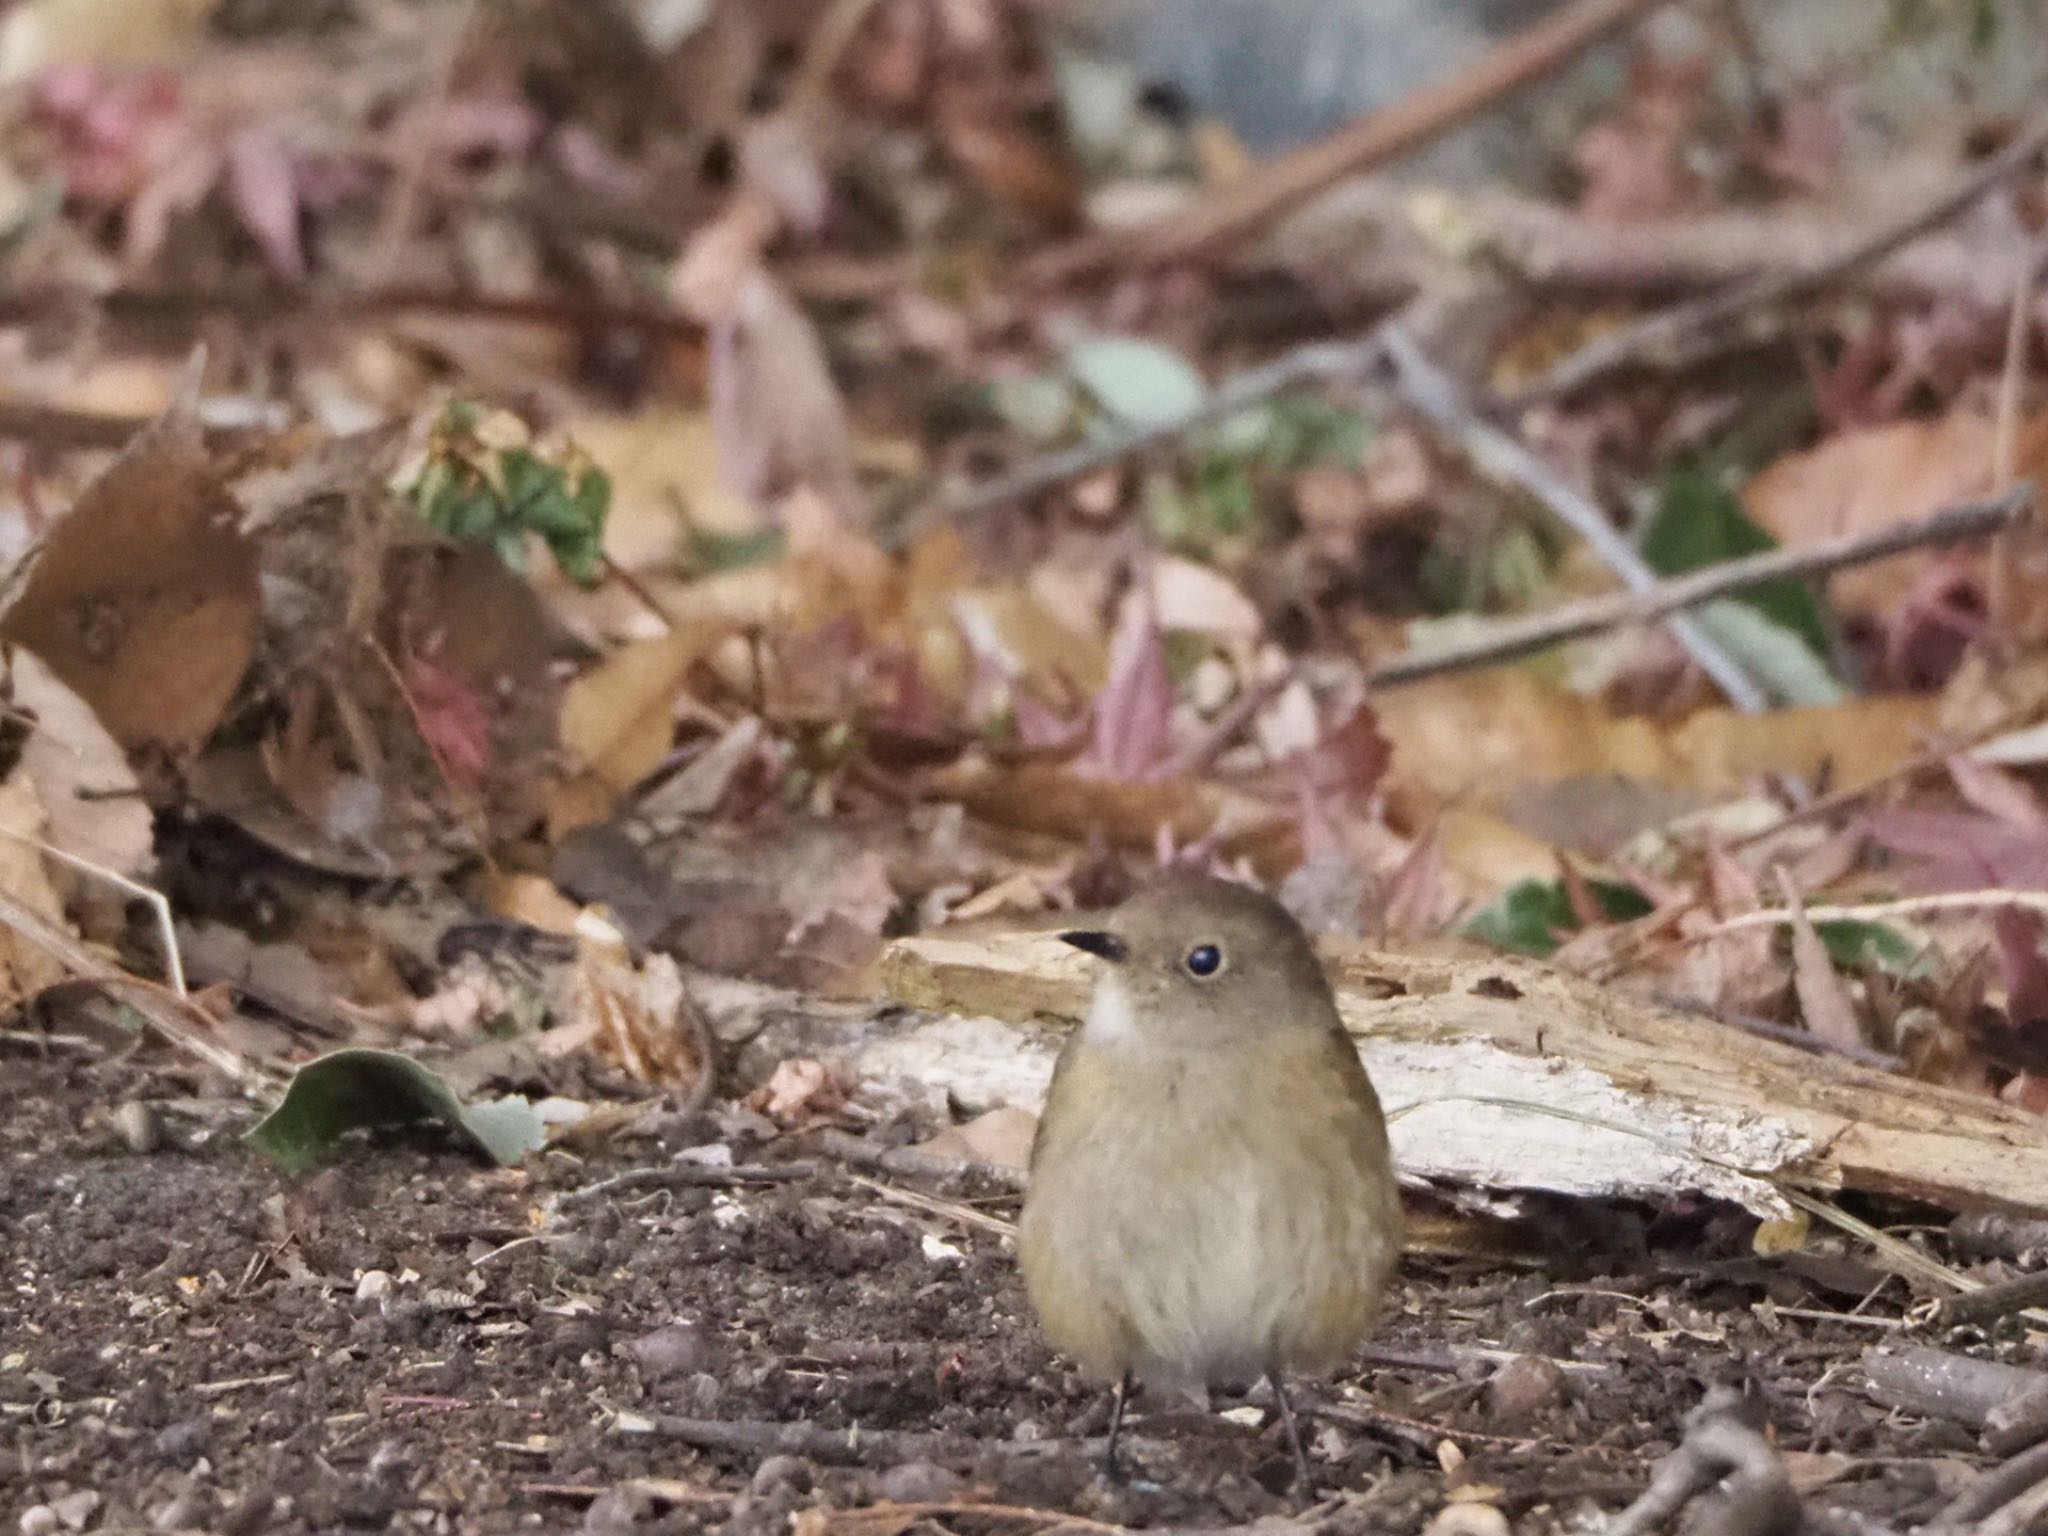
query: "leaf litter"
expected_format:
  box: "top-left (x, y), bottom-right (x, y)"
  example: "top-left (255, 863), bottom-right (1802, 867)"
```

top-left (12, 3), bottom-right (2048, 1532)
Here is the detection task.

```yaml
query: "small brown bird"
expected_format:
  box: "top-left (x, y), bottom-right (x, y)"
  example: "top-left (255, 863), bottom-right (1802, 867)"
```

top-left (1018, 873), bottom-right (1403, 1486)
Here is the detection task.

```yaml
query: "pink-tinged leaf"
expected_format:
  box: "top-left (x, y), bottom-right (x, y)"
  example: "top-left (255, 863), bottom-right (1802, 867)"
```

top-left (123, 141), bottom-right (220, 269)
top-left (2003, 1072), bottom-right (2048, 1115)
top-left (1993, 908), bottom-right (2048, 1029)
top-left (429, 95), bottom-right (541, 161)
top-left (1079, 591), bottom-right (1175, 782)
top-left (873, 647), bottom-right (945, 739)
top-left (1011, 685), bottom-right (1082, 752)
top-left (1782, 876), bottom-right (1863, 1052)
top-left (1948, 752), bottom-right (2048, 830)
top-left (224, 127), bottom-right (305, 281)
top-left (1380, 821), bottom-right (1446, 940)
top-left (403, 652), bottom-right (493, 788)
top-left (37, 65), bottom-right (189, 203)
top-left (1558, 856), bottom-right (1607, 931)
top-left (1865, 808), bottom-right (2048, 891)
top-left (550, 123), bottom-right (645, 200)
top-left (1875, 565), bottom-right (1987, 691)
top-left (1291, 705), bottom-right (1391, 808)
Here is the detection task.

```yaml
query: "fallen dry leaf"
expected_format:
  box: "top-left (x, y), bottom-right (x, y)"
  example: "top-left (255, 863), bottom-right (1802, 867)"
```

top-left (744, 1056), bottom-right (852, 1126)
top-left (0, 771), bottom-right (70, 1002)
top-left (913, 1105), bottom-right (1037, 1170)
top-left (1742, 408), bottom-right (1995, 618)
top-left (569, 945), bottom-right (712, 1093)
top-left (1783, 875), bottom-right (1864, 1053)
top-left (0, 394), bottom-right (257, 752)
top-left (558, 626), bottom-right (724, 795)
top-left (7, 647), bottom-right (152, 881)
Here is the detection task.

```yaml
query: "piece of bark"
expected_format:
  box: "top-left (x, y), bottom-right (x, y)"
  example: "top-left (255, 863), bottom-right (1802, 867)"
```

top-left (868, 931), bottom-right (2048, 1218)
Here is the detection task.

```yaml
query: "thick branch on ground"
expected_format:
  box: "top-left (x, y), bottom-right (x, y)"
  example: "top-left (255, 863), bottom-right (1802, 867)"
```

top-left (1518, 111), bottom-right (2048, 402)
top-left (1368, 486), bottom-right (2035, 689)
top-left (866, 930), bottom-right (2048, 1219)
top-left (1028, 0), bottom-right (1676, 283)
top-left (1863, 1348), bottom-right (2048, 1455)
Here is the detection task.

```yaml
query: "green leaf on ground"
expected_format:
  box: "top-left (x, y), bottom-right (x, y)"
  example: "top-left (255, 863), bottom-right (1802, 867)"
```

top-left (1814, 919), bottom-right (1919, 974)
top-left (1465, 877), bottom-right (1654, 957)
top-left (1694, 601), bottom-right (1845, 707)
top-left (244, 1048), bottom-right (547, 1172)
top-left (1643, 469), bottom-right (1831, 656)
top-left (1065, 334), bottom-right (1207, 429)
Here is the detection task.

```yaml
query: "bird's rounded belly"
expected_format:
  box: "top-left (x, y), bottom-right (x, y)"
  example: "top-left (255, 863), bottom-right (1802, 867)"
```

top-left (1028, 1133), bottom-right (1380, 1392)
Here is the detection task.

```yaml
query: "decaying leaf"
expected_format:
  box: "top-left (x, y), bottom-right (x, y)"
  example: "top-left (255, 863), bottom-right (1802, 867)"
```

top-left (0, 771), bottom-right (70, 1003)
top-left (744, 1055), bottom-right (852, 1126)
top-left (565, 943), bottom-right (714, 1094)
top-left (912, 1104), bottom-right (1037, 1169)
top-left (7, 647), bottom-right (153, 881)
top-left (0, 395), bottom-right (257, 752)
top-left (244, 1047), bottom-right (547, 1171)
top-left (1742, 409), bottom-right (1994, 619)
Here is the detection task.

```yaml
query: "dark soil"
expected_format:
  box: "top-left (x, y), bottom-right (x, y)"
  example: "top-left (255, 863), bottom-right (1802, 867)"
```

top-left (0, 1050), bottom-right (2024, 1534)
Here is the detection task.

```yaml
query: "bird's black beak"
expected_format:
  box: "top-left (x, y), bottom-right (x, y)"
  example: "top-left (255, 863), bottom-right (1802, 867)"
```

top-left (1059, 930), bottom-right (1127, 963)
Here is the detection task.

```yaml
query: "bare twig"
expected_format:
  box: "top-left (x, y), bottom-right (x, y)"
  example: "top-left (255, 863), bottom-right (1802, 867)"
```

top-left (810, 1127), bottom-right (1025, 1190)
top-left (1863, 1347), bottom-right (2047, 1429)
top-left (841, 1170), bottom-right (1018, 1239)
top-left (1524, 111), bottom-right (2048, 402)
top-left (1698, 891), bottom-right (2048, 936)
top-left (559, 1161), bottom-right (815, 1205)
top-left (0, 826), bottom-right (188, 995)
top-left (1368, 485), bottom-right (2033, 689)
top-left (634, 1413), bottom-right (1160, 1469)
top-left (366, 0), bottom-right (479, 280)
top-left (903, 329), bottom-right (1389, 541)
top-left (1932, 1269), bottom-right (2048, 1331)
top-left (1604, 1390), bottom-right (1800, 1536)
top-left (1727, 711), bottom-right (2030, 851)
top-left (1377, 325), bottom-right (1770, 712)
top-left (1029, 0), bottom-right (1677, 282)
top-left (1973, 1475), bottom-right (2048, 1536)
top-left (1927, 1438), bottom-right (2048, 1533)
top-left (0, 884), bottom-right (251, 1083)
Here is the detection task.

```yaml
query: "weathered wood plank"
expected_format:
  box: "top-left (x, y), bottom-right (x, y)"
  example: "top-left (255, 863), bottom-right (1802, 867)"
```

top-left (873, 932), bottom-right (2048, 1218)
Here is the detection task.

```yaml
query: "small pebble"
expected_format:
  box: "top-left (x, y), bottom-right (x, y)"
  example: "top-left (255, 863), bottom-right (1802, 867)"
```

top-left (19, 1508), bottom-right (57, 1536)
top-left (1486, 1353), bottom-right (1567, 1425)
top-left (354, 1271), bottom-right (393, 1302)
top-left (50, 1492), bottom-right (97, 1533)
top-left (153, 1417), bottom-right (209, 1460)
top-left (876, 1462), bottom-right (965, 1503)
top-left (751, 1455), bottom-right (813, 1495)
top-left (620, 1320), bottom-right (711, 1380)
top-left (1423, 1506), bottom-right (1510, 1536)
top-left (113, 1100), bottom-right (159, 1155)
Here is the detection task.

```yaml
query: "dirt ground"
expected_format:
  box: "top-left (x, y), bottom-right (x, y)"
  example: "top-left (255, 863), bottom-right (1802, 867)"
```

top-left (0, 1049), bottom-right (2026, 1535)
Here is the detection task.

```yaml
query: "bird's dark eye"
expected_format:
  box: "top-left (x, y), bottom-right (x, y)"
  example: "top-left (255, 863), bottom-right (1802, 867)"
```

top-left (1184, 943), bottom-right (1223, 978)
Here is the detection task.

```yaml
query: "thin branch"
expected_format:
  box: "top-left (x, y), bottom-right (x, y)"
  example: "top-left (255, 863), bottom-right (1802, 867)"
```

top-left (1367, 485), bottom-right (2035, 689)
top-left (1027, 0), bottom-right (1678, 283)
top-left (1521, 110), bottom-right (2048, 402)
top-left (897, 329), bottom-right (1388, 543)
top-left (1697, 890), bottom-right (2048, 936)
top-left (0, 882), bottom-right (252, 1083)
top-left (1376, 325), bottom-right (1770, 712)
top-left (1604, 1389), bottom-right (1800, 1536)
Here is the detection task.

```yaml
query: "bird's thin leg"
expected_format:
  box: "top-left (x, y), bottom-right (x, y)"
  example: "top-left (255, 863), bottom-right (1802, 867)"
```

top-left (1103, 1370), bottom-right (1133, 1481)
top-left (1268, 1373), bottom-right (1314, 1492)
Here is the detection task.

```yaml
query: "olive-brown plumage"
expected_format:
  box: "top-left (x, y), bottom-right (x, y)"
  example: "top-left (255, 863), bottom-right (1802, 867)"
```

top-left (1018, 873), bottom-right (1403, 1483)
